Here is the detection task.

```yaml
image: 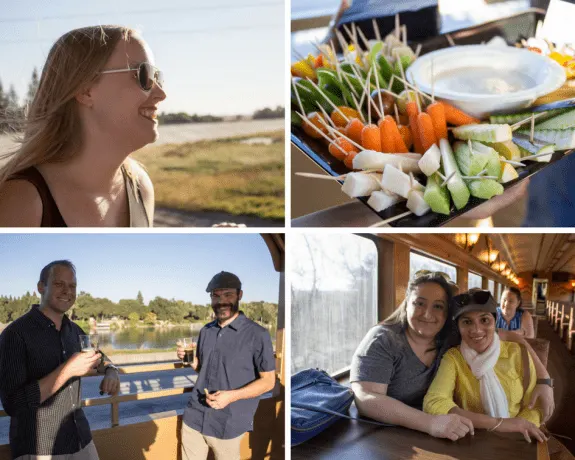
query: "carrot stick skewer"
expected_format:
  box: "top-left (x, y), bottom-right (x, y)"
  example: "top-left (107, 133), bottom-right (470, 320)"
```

top-left (426, 102), bottom-right (448, 140)
top-left (439, 101), bottom-right (481, 126)
top-left (406, 101), bottom-right (424, 154)
top-left (417, 112), bottom-right (438, 152)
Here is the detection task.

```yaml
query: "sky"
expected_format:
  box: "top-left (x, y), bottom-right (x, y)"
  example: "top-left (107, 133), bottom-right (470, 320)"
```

top-left (0, 0), bottom-right (284, 116)
top-left (0, 233), bottom-right (280, 304)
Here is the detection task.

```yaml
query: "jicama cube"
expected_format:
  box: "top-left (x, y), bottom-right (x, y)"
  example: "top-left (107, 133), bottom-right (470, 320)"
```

top-left (419, 144), bottom-right (441, 176)
top-left (367, 190), bottom-right (403, 212)
top-left (381, 165), bottom-right (424, 199)
top-left (341, 172), bottom-right (382, 198)
top-left (352, 150), bottom-right (421, 173)
top-left (407, 190), bottom-right (431, 216)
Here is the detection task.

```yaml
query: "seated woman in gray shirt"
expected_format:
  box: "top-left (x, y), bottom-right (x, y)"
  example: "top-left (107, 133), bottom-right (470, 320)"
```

top-left (350, 273), bottom-right (555, 441)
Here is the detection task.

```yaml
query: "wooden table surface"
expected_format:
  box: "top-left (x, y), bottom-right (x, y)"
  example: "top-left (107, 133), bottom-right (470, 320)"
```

top-left (292, 416), bottom-right (549, 460)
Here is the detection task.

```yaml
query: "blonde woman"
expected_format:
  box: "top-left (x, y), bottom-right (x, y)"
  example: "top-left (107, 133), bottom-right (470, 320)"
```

top-left (0, 26), bottom-right (166, 227)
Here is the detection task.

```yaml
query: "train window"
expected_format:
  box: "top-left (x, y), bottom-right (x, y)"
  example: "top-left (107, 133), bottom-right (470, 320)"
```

top-left (409, 252), bottom-right (457, 283)
top-left (291, 234), bottom-right (378, 376)
top-left (488, 279), bottom-right (495, 297)
top-left (468, 272), bottom-right (482, 290)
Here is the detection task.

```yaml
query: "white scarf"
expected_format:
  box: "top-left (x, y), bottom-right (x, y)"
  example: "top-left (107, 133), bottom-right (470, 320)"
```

top-left (460, 333), bottom-right (510, 418)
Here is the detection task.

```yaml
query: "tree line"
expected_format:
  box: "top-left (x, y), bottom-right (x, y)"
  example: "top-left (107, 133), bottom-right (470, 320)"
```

top-left (0, 291), bottom-right (278, 328)
top-left (0, 68), bottom-right (39, 132)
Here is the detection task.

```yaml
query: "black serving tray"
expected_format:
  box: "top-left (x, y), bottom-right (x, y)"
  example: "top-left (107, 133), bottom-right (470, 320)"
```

top-left (291, 9), bottom-right (574, 227)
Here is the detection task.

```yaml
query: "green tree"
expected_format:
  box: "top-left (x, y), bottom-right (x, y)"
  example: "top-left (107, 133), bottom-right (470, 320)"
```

top-left (128, 312), bottom-right (139, 326)
top-left (144, 312), bottom-right (157, 325)
top-left (26, 67), bottom-right (39, 106)
top-left (137, 291), bottom-right (144, 305)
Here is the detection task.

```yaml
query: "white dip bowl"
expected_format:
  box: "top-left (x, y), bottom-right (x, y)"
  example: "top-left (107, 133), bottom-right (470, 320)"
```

top-left (406, 45), bottom-right (566, 119)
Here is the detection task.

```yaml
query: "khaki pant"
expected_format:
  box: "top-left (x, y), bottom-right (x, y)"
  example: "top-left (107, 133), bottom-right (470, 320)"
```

top-left (15, 441), bottom-right (99, 460)
top-left (181, 423), bottom-right (242, 460)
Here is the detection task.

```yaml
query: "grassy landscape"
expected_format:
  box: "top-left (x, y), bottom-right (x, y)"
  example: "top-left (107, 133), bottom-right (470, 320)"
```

top-left (132, 130), bottom-right (284, 220)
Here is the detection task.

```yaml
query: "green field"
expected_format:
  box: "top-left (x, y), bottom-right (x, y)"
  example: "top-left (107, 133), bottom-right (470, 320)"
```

top-left (132, 130), bottom-right (285, 220)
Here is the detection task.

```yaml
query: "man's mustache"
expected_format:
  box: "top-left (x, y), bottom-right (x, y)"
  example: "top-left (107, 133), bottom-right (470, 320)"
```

top-left (214, 303), bottom-right (234, 308)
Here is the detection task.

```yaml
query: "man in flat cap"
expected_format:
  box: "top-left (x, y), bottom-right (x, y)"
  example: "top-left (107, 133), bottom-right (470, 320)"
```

top-left (177, 271), bottom-right (276, 460)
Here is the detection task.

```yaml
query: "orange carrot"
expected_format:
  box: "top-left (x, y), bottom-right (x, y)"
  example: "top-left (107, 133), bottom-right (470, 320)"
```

top-left (314, 54), bottom-right (324, 69)
top-left (426, 102), bottom-right (448, 140)
top-left (331, 106), bottom-right (361, 127)
top-left (417, 113), bottom-right (438, 152)
top-left (398, 125), bottom-right (413, 150)
top-left (345, 118), bottom-right (365, 145)
top-left (302, 112), bottom-right (328, 139)
top-left (378, 117), bottom-right (396, 153)
top-left (361, 124), bottom-right (381, 151)
top-left (386, 117), bottom-right (409, 153)
top-left (406, 101), bottom-right (424, 154)
top-left (329, 137), bottom-right (357, 161)
top-left (344, 150), bottom-right (359, 169)
top-left (439, 101), bottom-right (481, 126)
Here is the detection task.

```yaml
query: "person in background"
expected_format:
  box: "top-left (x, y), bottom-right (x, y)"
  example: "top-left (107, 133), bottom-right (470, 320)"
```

top-left (497, 286), bottom-right (535, 338)
top-left (424, 290), bottom-right (545, 443)
top-left (0, 260), bottom-right (120, 460)
top-left (176, 271), bottom-right (276, 460)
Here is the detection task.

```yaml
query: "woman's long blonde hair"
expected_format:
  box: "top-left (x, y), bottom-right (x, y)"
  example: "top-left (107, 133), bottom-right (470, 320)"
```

top-left (0, 25), bottom-right (140, 187)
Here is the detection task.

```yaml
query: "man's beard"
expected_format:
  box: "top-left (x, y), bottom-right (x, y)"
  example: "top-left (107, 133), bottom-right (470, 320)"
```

top-left (213, 300), bottom-right (239, 321)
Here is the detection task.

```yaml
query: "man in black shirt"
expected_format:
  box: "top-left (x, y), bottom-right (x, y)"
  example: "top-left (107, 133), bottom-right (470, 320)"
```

top-left (0, 260), bottom-right (120, 460)
top-left (176, 271), bottom-right (276, 460)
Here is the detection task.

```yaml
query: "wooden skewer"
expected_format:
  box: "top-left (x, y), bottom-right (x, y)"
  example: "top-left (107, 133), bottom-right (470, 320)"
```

top-left (395, 14), bottom-right (400, 40)
top-left (356, 24), bottom-right (371, 51)
top-left (402, 25), bottom-right (407, 46)
top-left (394, 103), bottom-right (400, 125)
top-left (367, 70), bottom-right (372, 125)
top-left (372, 18), bottom-right (381, 42)
top-left (441, 170), bottom-right (456, 186)
top-left (339, 64), bottom-right (360, 100)
top-left (305, 77), bottom-right (350, 123)
top-left (389, 73), bottom-right (395, 91)
top-left (295, 172), bottom-right (346, 181)
top-left (335, 29), bottom-right (350, 56)
top-left (343, 24), bottom-right (355, 46)
top-left (446, 34), bottom-right (456, 47)
top-left (317, 104), bottom-right (337, 129)
top-left (530, 113), bottom-right (535, 143)
top-left (329, 40), bottom-right (339, 68)
top-left (294, 82), bottom-right (313, 94)
top-left (291, 79), bottom-right (306, 117)
top-left (374, 64), bottom-right (385, 119)
top-left (370, 210), bottom-right (413, 227)
top-left (510, 111), bottom-right (548, 131)
top-left (317, 116), bottom-right (364, 151)
top-left (392, 75), bottom-right (433, 102)
top-left (295, 112), bottom-right (346, 156)
top-left (437, 171), bottom-right (447, 181)
top-left (415, 43), bottom-right (423, 59)
top-left (501, 159), bottom-right (526, 167)
top-left (349, 90), bottom-right (366, 123)
top-left (413, 80), bottom-right (422, 113)
top-left (519, 151), bottom-right (554, 161)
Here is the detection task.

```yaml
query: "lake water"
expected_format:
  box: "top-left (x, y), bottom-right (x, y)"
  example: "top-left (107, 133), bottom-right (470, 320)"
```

top-left (96, 326), bottom-right (199, 350)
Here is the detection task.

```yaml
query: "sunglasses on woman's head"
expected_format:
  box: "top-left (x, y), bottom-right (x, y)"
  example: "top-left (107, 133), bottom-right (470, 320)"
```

top-left (414, 270), bottom-right (452, 282)
top-left (453, 290), bottom-right (492, 308)
top-left (100, 62), bottom-right (164, 91)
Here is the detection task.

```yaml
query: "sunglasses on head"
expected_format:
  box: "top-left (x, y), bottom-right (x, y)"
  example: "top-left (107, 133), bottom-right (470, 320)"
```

top-left (100, 62), bottom-right (164, 92)
top-left (453, 290), bottom-right (492, 308)
top-left (414, 270), bottom-right (452, 282)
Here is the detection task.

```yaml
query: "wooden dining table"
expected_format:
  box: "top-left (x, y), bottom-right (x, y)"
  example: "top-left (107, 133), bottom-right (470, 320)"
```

top-left (292, 414), bottom-right (550, 460)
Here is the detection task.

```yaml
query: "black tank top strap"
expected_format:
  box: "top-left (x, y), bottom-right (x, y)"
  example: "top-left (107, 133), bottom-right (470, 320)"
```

top-left (8, 167), bottom-right (67, 227)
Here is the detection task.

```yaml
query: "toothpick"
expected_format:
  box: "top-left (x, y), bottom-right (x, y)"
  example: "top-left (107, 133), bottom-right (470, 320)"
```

top-left (343, 24), bottom-right (355, 46)
top-left (461, 175), bottom-right (499, 180)
top-left (446, 34), bottom-right (456, 47)
top-left (468, 139), bottom-right (474, 154)
top-left (392, 75), bottom-right (433, 102)
top-left (349, 90), bottom-right (366, 123)
top-left (395, 14), bottom-right (400, 40)
top-left (415, 43), bottom-right (423, 59)
top-left (519, 151), bottom-right (554, 161)
top-left (370, 210), bottom-right (413, 227)
top-left (431, 58), bottom-right (435, 103)
top-left (374, 64), bottom-right (385, 119)
top-left (296, 112), bottom-right (338, 146)
top-left (335, 29), bottom-right (350, 56)
top-left (316, 104), bottom-right (337, 129)
top-left (329, 40), bottom-right (339, 68)
top-left (367, 73), bottom-right (372, 125)
top-left (402, 25), bottom-right (407, 46)
top-left (510, 111), bottom-right (548, 131)
top-left (437, 171), bottom-right (447, 181)
top-left (394, 103), bottom-right (400, 125)
top-left (372, 18), bottom-right (381, 42)
top-left (441, 170), bottom-right (456, 186)
top-left (317, 117), bottom-right (364, 151)
top-left (339, 63), bottom-right (360, 99)
top-left (294, 82), bottom-right (313, 94)
top-left (295, 172), bottom-right (346, 181)
top-left (413, 80), bottom-right (422, 113)
top-left (409, 172), bottom-right (416, 190)
top-left (292, 48), bottom-right (307, 62)
top-left (305, 78), bottom-right (350, 123)
top-left (388, 73), bottom-right (395, 91)
top-left (291, 79), bottom-right (306, 117)
top-left (530, 113), bottom-right (535, 143)
top-left (356, 24), bottom-right (371, 51)
top-left (501, 159), bottom-right (526, 167)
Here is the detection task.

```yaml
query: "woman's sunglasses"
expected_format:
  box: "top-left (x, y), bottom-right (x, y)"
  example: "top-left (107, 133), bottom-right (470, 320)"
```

top-left (453, 290), bottom-right (493, 308)
top-left (100, 62), bottom-right (164, 92)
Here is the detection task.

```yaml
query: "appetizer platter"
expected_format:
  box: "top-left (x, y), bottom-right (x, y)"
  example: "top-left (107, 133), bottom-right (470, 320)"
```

top-left (291, 10), bottom-right (575, 226)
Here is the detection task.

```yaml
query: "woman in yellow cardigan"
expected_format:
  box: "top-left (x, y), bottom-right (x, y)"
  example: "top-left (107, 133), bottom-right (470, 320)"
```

top-left (423, 290), bottom-right (547, 443)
